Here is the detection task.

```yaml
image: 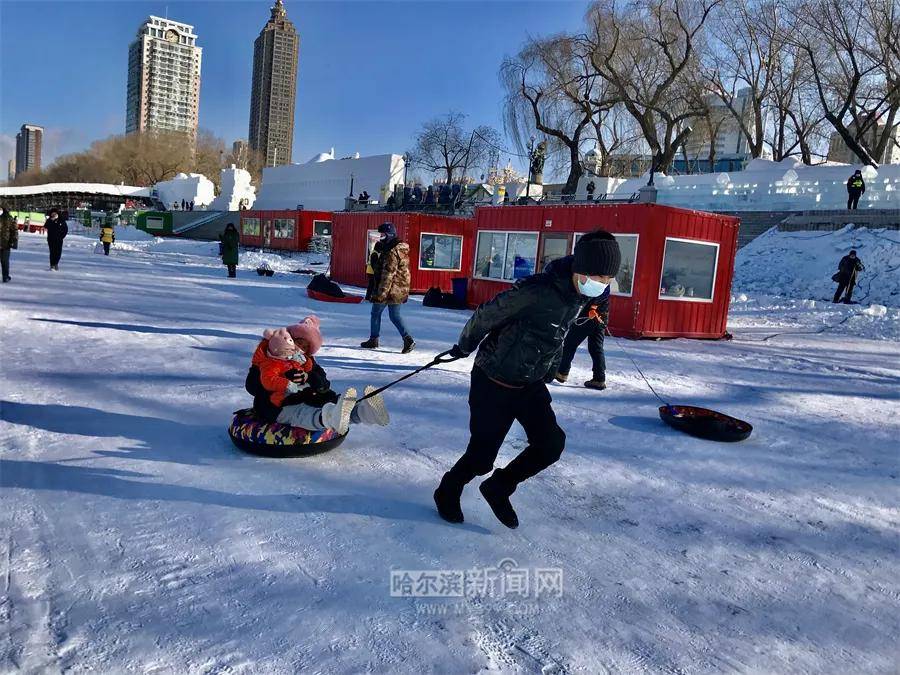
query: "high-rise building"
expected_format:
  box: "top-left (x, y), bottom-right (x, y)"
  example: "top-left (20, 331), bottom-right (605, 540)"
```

top-left (249, 0), bottom-right (299, 167)
top-left (15, 124), bottom-right (43, 175)
top-left (126, 16), bottom-right (202, 136)
top-left (7, 159), bottom-right (15, 182)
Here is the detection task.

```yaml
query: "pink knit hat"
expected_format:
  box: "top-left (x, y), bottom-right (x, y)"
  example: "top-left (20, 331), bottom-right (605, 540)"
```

top-left (263, 327), bottom-right (297, 359)
top-left (286, 316), bottom-right (323, 355)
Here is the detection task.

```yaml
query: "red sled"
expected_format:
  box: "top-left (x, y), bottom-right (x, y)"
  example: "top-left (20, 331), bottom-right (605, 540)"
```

top-left (306, 288), bottom-right (363, 304)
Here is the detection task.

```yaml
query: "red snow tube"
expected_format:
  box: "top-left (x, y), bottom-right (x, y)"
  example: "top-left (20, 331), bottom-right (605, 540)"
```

top-left (228, 408), bottom-right (347, 457)
top-left (306, 288), bottom-right (363, 304)
top-left (658, 405), bottom-right (752, 442)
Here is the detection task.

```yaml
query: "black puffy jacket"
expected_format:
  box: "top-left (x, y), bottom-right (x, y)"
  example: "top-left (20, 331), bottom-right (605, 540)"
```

top-left (45, 218), bottom-right (68, 242)
top-left (245, 362), bottom-right (338, 423)
top-left (457, 255), bottom-right (591, 386)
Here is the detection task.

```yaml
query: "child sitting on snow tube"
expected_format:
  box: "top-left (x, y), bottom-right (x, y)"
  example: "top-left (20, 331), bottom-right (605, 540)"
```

top-left (246, 316), bottom-right (388, 435)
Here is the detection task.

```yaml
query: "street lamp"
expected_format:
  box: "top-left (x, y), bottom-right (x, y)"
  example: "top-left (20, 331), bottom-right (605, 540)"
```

top-left (525, 135), bottom-right (536, 202)
top-left (402, 153), bottom-right (412, 186)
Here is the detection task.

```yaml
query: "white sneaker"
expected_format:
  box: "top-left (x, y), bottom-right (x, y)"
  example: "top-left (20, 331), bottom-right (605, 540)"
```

top-left (320, 387), bottom-right (357, 435)
top-left (352, 386), bottom-right (390, 426)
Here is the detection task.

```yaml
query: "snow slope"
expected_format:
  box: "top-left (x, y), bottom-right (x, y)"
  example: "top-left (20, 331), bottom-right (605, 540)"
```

top-left (734, 225), bottom-right (900, 308)
top-left (2, 233), bottom-right (899, 673)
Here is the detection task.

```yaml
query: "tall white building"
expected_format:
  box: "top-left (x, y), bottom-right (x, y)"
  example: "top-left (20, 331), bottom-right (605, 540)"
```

top-left (827, 123), bottom-right (900, 165)
top-left (681, 88), bottom-right (765, 172)
top-left (126, 16), bottom-right (202, 136)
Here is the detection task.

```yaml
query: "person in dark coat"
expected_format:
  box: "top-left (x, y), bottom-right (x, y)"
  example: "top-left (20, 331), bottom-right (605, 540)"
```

top-left (586, 180), bottom-right (596, 201)
top-left (434, 230), bottom-right (621, 528)
top-left (44, 208), bottom-right (68, 270)
top-left (361, 222), bottom-right (415, 353)
top-left (554, 278), bottom-right (610, 389)
top-left (833, 249), bottom-right (864, 303)
top-left (846, 170), bottom-right (865, 210)
top-left (181, 199), bottom-right (186, 210)
top-left (0, 204), bottom-right (18, 282)
top-left (221, 223), bottom-right (240, 278)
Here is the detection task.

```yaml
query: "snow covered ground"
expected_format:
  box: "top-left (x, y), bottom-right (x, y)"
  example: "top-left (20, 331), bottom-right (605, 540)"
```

top-left (2, 232), bottom-right (899, 673)
top-left (735, 225), bottom-right (900, 309)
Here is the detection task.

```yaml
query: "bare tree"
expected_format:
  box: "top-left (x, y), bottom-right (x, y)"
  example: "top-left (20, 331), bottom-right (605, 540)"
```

top-left (786, 0), bottom-right (900, 166)
top-left (501, 34), bottom-right (613, 194)
top-left (589, 104), bottom-right (646, 176)
top-left (704, 0), bottom-right (785, 159)
top-left (409, 112), bottom-right (499, 185)
top-left (587, 0), bottom-right (723, 173)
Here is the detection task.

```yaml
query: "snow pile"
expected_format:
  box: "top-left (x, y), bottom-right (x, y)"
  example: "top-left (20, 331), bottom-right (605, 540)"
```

top-left (862, 303), bottom-right (888, 317)
top-left (209, 166), bottom-right (256, 211)
top-left (610, 159), bottom-right (900, 211)
top-left (153, 172), bottom-right (216, 209)
top-left (113, 225), bottom-right (155, 242)
top-left (734, 225), bottom-right (900, 307)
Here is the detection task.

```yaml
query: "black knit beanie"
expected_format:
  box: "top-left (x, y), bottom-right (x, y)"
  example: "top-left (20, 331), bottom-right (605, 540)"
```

top-left (573, 230), bottom-right (621, 277)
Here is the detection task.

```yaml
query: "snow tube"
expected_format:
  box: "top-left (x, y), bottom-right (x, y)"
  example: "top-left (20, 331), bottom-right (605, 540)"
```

top-left (659, 405), bottom-right (752, 442)
top-left (228, 408), bottom-right (347, 457)
top-left (307, 288), bottom-right (363, 304)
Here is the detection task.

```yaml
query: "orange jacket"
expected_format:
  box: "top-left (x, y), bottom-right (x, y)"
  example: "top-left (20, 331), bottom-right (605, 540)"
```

top-left (251, 339), bottom-right (315, 407)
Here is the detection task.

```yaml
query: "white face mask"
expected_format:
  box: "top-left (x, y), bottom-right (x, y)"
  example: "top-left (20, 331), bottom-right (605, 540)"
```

top-left (576, 276), bottom-right (609, 297)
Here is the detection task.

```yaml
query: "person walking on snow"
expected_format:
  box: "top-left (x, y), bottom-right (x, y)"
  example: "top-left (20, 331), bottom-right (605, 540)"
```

top-left (221, 223), bottom-right (240, 278)
top-left (554, 271), bottom-right (610, 390)
top-left (833, 249), bottom-right (864, 304)
top-left (99, 223), bottom-right (115, 256)
top-left (846, 170), bottom-right (865, 210)
top-left (360, 222), bottom-right (416, 354)
top-left (434, 230), bottom-right (621, 528)
top-left (44, 208), bottom-right (68, 270)
top-left (0, 204), bottom-right (18, 282)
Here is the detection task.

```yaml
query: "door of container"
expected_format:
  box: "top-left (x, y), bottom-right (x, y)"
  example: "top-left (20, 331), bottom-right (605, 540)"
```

top-left (538, 232), bottom-right (572, 271)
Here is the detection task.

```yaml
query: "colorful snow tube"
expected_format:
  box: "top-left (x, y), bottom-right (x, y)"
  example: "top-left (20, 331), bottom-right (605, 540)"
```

top-left (228, 408), bottom-right (347, 457)
top-left (306, 288), bottom-right (363, 304)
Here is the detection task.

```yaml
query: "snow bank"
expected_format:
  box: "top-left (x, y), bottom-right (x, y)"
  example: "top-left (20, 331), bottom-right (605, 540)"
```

top-left (611, 160), bottom-right (900, 211)
top-left (734, 226), bottom-right (900, 307)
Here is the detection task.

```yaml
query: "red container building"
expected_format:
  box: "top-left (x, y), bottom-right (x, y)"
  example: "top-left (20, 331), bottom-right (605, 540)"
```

top-left (467, 203), bottom-right (740, 339)
top-left (330, 212), bottom-right (475, 294)
top-left (239, 210), bottom-right (333, 251)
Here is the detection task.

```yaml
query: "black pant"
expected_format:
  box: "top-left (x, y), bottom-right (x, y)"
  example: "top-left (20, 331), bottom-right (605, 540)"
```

top-left (1, 248), bottom-right (10, 280)
top-left (847, 192), bottom-right (861, 209)
top-left (447, 367), bottom-right (566, 491)
top-left (103, 242), bottom-right (111, 255)
top-left (833, 275), bottom-right (856, 303)
top-left (557, 320), bottom-right (606, 380)
top-left (48, 239), bottom-right (63, 267)
top-left (227, 264), bottom-right (236, 277)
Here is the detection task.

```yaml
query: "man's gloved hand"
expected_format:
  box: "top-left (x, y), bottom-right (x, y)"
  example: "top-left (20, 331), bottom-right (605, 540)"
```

top-left (449, 344), bottom-right (468, 359)
top-left (285, 369), bottom-right (308, 385)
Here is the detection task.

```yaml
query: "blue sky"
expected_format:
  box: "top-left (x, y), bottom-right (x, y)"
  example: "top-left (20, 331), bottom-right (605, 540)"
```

top-left (0, 0), bottom-right (590, 176)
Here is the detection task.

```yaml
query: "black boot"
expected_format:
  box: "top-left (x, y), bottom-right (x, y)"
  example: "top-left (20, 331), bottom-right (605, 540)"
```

top-left (479, 470), bottom-right (519, 529)
top-left (402, 335), bottom-right (416, 354)
top-left (360, 337), bottom-right (379, 349)
top-left (434, 472), bottom-right (466, 523)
